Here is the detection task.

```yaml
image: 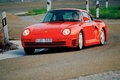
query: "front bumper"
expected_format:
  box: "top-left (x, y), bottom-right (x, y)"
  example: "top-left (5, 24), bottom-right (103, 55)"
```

top-left (21, 38), bottom-right (78, 48)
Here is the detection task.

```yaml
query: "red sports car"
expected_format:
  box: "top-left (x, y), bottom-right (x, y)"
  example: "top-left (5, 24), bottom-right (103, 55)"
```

top-left (21, 8), bottom-right (108, 54)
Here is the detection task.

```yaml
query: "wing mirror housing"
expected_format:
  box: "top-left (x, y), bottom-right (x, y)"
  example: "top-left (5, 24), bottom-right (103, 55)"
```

top-left (83, 17), bottom-right (89, 21)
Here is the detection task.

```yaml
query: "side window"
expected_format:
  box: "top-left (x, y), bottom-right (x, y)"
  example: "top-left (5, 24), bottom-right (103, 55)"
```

top-left (82, 12), bottom-right (92, 22)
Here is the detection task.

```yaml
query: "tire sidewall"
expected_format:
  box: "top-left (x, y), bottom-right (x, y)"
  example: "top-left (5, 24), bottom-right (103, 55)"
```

top-left (100, 29), bottom-right (105, 45)
top-left (78, 31), bottom-right (83, 50)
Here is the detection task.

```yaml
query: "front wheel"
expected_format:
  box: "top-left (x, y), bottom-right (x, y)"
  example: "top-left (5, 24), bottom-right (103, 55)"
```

top-left (100, 29), bottom-right (105, 45)
top-left (77, 31), bottom-right (83, 50)
top-left (24, 48), bottom-right (35, 55)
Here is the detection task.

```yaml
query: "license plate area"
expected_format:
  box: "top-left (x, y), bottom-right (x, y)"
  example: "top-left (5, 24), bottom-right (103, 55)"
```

top-left (35, 38), bottom-right (52, 43)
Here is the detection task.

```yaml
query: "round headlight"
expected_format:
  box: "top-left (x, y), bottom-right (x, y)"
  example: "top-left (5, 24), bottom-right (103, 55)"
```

top-left (62, 29), bottom-right (70, 35)
top-left (22, 29), bottom-right (30, 36)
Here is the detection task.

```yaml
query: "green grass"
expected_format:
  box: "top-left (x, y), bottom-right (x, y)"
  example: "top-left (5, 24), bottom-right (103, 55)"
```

top-left (90, 7), bottom-right (120, 19)
top-left (19, 7), bottom-right (120, 19)
top-left (19, 8), bottom-right (47, 16)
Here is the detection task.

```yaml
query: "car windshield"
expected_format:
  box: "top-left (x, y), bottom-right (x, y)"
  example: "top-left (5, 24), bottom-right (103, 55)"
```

top-left (41, 10), bottom-right (81, 22)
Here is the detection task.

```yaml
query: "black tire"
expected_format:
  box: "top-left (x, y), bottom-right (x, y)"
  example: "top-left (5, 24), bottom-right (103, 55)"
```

top-left (77, 31), bottom-right (83, 50)
top-left (24, 48), bottom-right (35, 55)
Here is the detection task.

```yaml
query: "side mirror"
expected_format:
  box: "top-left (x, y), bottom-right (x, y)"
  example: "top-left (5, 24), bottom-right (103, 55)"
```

top-left (83, 17), bottom-right (89, 21)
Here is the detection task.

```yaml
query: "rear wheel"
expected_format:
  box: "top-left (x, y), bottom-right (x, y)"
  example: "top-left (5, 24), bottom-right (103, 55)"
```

top-left (77, 31), bottom-right (83, 50)
top-left (24, 48), bottom-right (35, 55)
top-left (100, 29), bottom-right (105, 45)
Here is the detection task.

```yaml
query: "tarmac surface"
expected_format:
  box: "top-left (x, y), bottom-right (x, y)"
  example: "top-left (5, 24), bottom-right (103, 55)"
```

top-left (0, 16), bottom-right (120, 80)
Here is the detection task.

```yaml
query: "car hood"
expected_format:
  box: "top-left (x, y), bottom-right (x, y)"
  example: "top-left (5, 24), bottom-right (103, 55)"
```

top-left (28, 21), bottom-right (79, 35)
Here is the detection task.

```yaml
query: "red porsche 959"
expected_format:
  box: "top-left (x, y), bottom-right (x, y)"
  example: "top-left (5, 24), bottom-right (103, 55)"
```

top-left (21, 8), bottom-right (108, 54)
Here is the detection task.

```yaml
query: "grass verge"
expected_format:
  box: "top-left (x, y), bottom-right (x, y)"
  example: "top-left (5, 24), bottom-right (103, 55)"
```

top-left (19, 7), bottom-right (120, 19)
top-left (18, 8), bottom-right (47, 16)
top-left (90, 6), bottom-right (120, 19)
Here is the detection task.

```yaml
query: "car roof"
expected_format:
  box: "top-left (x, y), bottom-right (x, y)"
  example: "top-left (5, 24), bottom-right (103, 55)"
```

top-left (51, 8), bottom-right (87, 12)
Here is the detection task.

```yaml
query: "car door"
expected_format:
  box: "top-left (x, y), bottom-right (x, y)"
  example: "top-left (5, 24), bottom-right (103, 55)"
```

top-left (82, 12), bottom-right (96, 45)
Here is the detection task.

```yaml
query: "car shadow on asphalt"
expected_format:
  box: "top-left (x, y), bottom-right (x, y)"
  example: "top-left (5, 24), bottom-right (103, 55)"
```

top-left (34, 47), bottom-right (78, 55)
top-left (32, 43), bottom-right (108, 55)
